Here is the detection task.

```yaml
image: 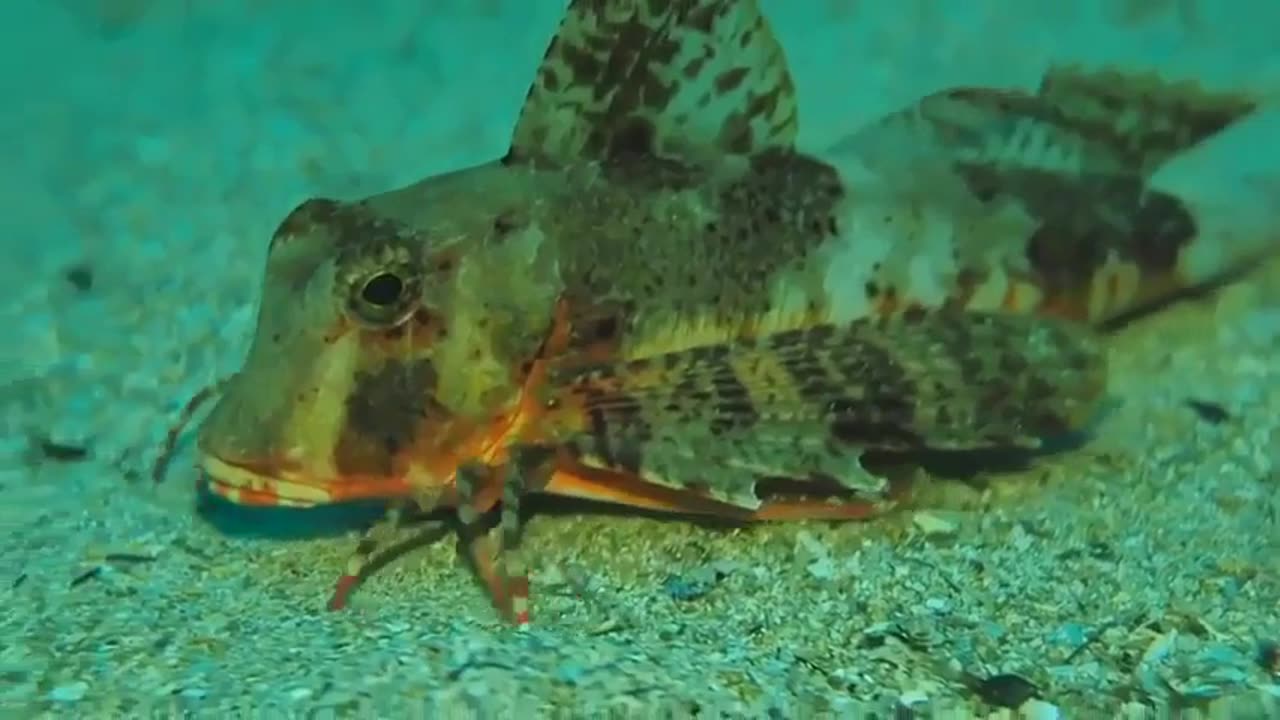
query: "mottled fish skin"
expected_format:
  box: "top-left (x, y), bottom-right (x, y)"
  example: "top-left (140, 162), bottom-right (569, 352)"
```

top-left (196, 0), bottom-right (1271, 506)
top-left (539, 310), bottom-right (1104, 509)
top-left (831, 66), bottom-right (1269, 325)
top-left (189, 0), bottom-right (1275, 617)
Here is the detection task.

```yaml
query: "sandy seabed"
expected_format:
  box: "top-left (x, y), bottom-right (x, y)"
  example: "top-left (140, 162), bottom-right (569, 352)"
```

top-left (2, 1), bottom-right (1279, 717)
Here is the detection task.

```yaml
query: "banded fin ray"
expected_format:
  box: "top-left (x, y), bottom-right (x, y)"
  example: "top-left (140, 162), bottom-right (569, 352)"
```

top-left (838, 64), bottom-right (1261, 182)
top-left (506, 0), bottom-right (798, 165)
top-left (542, 311), bottom-right (1106, 509)
top-left (826, 65), bottom-right (1268, 324)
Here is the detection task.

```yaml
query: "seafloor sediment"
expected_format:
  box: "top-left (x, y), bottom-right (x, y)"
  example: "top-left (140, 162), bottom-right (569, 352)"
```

top-left (2, 1), bottom-right (1278, 717)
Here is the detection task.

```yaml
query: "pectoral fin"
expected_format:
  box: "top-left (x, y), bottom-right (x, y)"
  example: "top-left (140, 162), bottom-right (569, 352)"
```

top-left (540, 311), bottom-right (1106, 510)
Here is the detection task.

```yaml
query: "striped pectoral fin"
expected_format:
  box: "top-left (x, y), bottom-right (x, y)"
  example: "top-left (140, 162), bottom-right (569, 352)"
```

top-left (542, 311), bottom-right (1107, 512)
top-left (808, 311), bottom-right (1108, 448)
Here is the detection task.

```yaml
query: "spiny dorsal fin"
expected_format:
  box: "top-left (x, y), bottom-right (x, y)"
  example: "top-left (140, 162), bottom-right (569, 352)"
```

top-left (505, 0), bottom-right (798, 166)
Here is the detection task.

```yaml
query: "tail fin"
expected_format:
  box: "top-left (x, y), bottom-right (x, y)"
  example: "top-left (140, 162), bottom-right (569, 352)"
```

top-left (825, 66), bottom-right (1275, 325)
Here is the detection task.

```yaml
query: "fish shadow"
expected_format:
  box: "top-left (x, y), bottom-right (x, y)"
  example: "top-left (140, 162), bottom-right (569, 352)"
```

top-left (191, 401), bottom-right (1113, 540)
top-left (194, 481), bottom-right (388, 541)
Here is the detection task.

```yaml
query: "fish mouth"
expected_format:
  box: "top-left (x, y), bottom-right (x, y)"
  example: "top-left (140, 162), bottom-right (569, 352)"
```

top-left (199, 453), bottom-right (411, 508)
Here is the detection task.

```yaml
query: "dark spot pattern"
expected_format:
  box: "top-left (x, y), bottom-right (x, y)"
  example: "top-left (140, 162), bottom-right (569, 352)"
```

top-left (550, 148), bottom-right (846, 352)
top-left (269, 198), bottom-right (445, 330)
top-left (1034, 66), bottom-right (1258, 175)
top-left (549, 309), bottom-right (1105, 505)
top-left (272, 198), bottom-right (420, 255)
top-left (856, 65), bottom-right (1258, 319)
top-left (920, 68), bottom-right (1256, 181)
top-left (961, 166), bottom-right (1196, 298)
top-left (505, 0), bottom-right (797, 165)
top-left (334, 359), bottom-right (441, 476)
top-left (762, 324), bottom-right (926, 449)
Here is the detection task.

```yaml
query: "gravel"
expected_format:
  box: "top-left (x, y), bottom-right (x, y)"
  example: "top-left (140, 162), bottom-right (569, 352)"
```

top-left (3, 1), bottom-right (1279, 717)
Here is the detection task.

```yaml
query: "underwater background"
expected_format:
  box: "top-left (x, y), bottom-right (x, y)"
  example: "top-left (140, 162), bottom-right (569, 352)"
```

top-left (3, 0), bottom-right (1279, 717)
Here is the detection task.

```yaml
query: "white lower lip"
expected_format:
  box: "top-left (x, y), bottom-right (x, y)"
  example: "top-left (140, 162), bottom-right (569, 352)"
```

top-left (199, 454), bottom-right (334, 507)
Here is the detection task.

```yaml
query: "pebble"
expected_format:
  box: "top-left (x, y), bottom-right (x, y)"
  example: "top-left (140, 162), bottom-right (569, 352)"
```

top-left (1019, 699), bottom-right (1063, 720)
top-left (8, 4), bottom-right (1280, 719)
top-left (48, 681), bottom-right (88, 703)
top-left (897, 688), bottom-right (929, 707)
top-left (912, 510), bottom-right (959, 536)
top-left (924, 596), bottom-right (951, 614)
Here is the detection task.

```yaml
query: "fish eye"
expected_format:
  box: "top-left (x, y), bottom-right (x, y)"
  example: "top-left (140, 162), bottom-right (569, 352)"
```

top-left (346, 268), bottom-right (419, 327)
top-left (360, 271), bottom-right (404, 307)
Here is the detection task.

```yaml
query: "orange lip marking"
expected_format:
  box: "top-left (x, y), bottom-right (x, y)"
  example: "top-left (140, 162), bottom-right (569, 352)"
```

top-left (205, 478), bottom-right (286, 507)
top-left (201, 456), bottom-right (414, 508)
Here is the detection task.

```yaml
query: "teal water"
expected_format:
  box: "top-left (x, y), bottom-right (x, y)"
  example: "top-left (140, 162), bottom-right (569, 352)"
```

top-left (3, 1), bottom-right (1279, 717)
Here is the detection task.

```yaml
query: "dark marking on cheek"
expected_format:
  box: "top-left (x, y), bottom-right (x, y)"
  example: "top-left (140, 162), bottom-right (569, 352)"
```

top-left (334, 359), bottom-right (440, 477)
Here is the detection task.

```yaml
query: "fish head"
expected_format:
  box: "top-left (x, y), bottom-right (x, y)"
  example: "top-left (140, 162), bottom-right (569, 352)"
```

top-left (195, 185), bottom-right (561, 510)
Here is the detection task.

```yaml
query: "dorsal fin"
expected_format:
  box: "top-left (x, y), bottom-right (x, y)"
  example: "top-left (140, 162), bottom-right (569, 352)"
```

top-left (504, 0), bottom-right (798, 166)
top-left (1035, 65), bottom-right (1260, 176)
top-left (836, 65), bottom-right (1260, 182)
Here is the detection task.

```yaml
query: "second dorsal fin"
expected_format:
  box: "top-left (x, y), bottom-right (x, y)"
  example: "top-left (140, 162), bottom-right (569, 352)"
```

top-left (504, 0), bottom-right (798, 166)
top-left (836, 65), bottom-right (1261, 183)
top-left (1035, 65), bottom-right (1260, 176)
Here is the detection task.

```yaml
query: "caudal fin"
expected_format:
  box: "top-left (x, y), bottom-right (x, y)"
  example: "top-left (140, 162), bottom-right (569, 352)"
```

top-left (824, 66), bottom-right (1275, 325)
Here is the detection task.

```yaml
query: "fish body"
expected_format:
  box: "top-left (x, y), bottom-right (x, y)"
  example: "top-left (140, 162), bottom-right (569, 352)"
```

top-left (187, 0), bottom-right (1276, 623)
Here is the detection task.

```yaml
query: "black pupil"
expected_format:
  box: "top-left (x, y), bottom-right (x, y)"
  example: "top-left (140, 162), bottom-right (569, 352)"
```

top-left (361, 272), bottom-right (404, 307)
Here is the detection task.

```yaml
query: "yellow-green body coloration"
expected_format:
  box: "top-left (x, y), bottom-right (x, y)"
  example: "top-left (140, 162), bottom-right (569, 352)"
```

top-left (191, 0), bottom-right (1276, 624)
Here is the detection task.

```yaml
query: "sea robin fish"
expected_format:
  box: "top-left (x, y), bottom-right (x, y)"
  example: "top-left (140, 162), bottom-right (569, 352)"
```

top-left (159, 0), bottom-right (1277, 625)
